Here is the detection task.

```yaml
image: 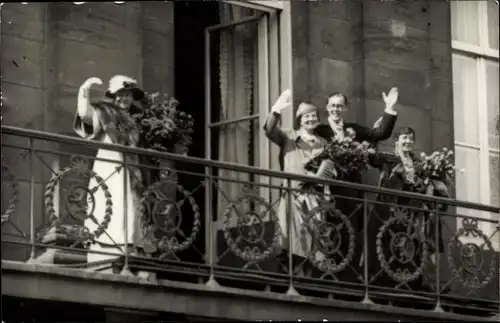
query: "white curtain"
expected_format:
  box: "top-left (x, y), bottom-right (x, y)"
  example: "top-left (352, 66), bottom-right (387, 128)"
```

top-left (217, 3), bottom-right (256, 228)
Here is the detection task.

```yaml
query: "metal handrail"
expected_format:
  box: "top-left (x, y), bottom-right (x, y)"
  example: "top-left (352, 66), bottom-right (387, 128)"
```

top-left (2, 125), bottom-right (499, 213)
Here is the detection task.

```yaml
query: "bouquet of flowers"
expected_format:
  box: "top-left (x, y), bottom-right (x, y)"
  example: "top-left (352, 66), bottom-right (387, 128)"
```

top-left (415, 147), bottom-right (463, 187)
top-left (305, 128), bottom-right (376, 178)
top-left (133, 93), bottom-right (194, 155)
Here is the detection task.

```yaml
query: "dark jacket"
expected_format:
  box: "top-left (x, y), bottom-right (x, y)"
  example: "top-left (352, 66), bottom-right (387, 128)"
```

top-left (312, 112), bottom-right (397, 232)
top-left (314, 112), bottom-right (397, 145)
top-left (370, 152), bottom-right (447, 253)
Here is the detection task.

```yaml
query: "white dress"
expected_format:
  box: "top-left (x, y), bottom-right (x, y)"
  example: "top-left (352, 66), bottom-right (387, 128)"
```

top-left (73, 103), bottom-right (141, 266)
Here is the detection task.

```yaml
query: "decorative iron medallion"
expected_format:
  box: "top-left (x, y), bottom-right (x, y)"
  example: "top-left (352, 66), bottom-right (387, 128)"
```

top-left (44, 157), bottom-right (113, 241)
top-left (222, 190), bottom-right (281, 263)
top-left (376, 207), bottom-right (428, 284)
top-left (302, 203), bottom-right (355, 274)
top-left (140, 179), bottom-right (200, 256)
top-left (447, 218), bottom-right (497, 291)
top-left (1, 160), bottom-right (19, 225)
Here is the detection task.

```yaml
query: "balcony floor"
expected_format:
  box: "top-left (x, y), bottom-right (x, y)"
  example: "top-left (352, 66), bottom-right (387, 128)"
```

top-left (2, 261), bottom-right (498, 322)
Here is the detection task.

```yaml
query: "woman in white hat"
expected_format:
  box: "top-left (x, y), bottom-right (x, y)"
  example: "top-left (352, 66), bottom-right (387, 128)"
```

top-left (263, 90), bottom-right (328, 274)
top-left (73, 75), bottom-right (146, 273)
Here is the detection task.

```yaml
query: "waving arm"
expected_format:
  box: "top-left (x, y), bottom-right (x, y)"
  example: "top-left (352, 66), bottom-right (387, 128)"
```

top-left (263, 89), bottom-right (292, 147)
top-left (360, 87), bottom-right (399, 142)
top-left (74, 77), bottom-right (104, 139)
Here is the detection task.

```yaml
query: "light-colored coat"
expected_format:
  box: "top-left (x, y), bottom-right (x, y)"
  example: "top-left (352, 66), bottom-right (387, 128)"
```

top-left (263, 112), bottom-right (327, 258)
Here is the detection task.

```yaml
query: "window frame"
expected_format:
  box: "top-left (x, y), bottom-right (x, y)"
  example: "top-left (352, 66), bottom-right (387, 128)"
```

top-left (451, 0), bottom-right (499, 242)
top-left (205, 0), bottom-right (293, 167)
top-left (204, 0), bottom-right (292, 230)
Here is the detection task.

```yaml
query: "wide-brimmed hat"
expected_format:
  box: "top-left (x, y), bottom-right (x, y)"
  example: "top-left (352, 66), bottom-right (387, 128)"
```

top-left (104, 75), bottom-right (145, 101)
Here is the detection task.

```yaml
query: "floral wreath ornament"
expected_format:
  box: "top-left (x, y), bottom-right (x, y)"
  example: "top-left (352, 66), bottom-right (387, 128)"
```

top-left (222, 186), bottom-right (281, 264)
top-left (376, 206), bottom-right (429, 284)
top-left (447, 218), bottom-right (497, 292)
top-left (138, 179), bottom-right (201, 259)
top-left (43, 157), bottom-right (113, 245)
top-left (301, 203), bottom-right (356, 275)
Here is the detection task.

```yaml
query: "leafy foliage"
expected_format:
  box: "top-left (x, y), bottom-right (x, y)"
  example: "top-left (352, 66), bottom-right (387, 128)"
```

top-left (415, 147), bottom-right (463, 187)
top-left (132, 93), bottom-right (194, 155)
top-left (305, 128), bottom-right (376, 176)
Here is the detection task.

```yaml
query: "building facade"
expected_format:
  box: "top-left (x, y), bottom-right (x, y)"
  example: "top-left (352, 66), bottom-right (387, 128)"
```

top-left (1, 1), bottom-right (499, 321)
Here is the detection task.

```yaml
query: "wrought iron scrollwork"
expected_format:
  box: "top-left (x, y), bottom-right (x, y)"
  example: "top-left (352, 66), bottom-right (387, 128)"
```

top-left (447, 218), bottom-right (497, 291)
top-left (1, 160), bottom-right (19, 225)
top-left (139, 179), bottom-right (201, 258)
top-left (302, 203), bottom-right (355, 274)
top-left (376, 206), bottom-right (428, 284)
top-left (222, 187), bottom-right (281, 263)
top-left (44, 157), bottom-right (113, 244)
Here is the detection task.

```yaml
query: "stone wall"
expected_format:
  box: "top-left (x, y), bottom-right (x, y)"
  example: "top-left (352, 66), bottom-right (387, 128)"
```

top-left (0, 2), bottom-right (175, 261)
top-left (290, 0), bottom-right (454, 154)
top-left (1, 2), bottom-right (174, 133)
top-left (1, 0), bottom-right (455, 257)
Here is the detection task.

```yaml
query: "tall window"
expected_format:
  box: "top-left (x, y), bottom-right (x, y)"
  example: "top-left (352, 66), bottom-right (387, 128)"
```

top-left (205, 0), bottom-right (292, 228)
top-left (451, 1), bottom-right (499, 237)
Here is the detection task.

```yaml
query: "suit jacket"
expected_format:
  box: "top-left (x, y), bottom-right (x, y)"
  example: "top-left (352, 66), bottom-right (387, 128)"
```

top-left (314, 112), bottom-right (397, 145)
top-left (311, 112), bottom-right (397, 232)
top-left (311, 112), bottom-right (397, 190)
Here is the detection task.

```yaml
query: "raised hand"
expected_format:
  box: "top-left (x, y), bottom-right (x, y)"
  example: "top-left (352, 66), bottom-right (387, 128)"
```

top-left (81, 77), bottom-right (103, 90)
top-left (382, 87), bottom-right (398, 109)
top-left (271, 89), bottom-right (292, 113)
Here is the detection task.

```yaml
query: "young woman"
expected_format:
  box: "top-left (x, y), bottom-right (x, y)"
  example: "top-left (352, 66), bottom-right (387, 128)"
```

top-left (263, 90), bottom-right (328, 273)
top-left (366, 126), bottom-right (447, 291)
top-left (73, 75), bottom-right (146, 272)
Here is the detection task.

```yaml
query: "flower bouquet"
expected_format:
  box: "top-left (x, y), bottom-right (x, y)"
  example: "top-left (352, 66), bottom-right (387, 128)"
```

top-left (133, 93), bottom-right (194, 155)
top-left (305, 128), bottom-right (376, 179)
top-left (415, 147), bottom-right (463, 187)
top-left (131, 94), bottom-right (195, 255)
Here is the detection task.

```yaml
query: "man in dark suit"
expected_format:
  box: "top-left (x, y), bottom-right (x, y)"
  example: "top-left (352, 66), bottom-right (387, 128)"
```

top-left (312, 88), bottom-right (399, 287)
top-left (315, 88), bottom-right (399, 143)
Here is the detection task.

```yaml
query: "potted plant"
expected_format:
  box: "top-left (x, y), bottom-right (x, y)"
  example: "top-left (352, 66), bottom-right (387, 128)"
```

top-left (130, 93), bottom-right (195, 256)
top-left (134, 93), bottom-right (194, 157)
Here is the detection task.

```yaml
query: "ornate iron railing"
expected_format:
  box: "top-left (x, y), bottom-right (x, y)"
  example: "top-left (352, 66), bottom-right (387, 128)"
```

top-left (1, 125), bottom-right (499, 318)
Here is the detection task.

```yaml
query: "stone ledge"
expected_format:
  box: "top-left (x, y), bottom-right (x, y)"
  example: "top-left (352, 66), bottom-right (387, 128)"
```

top-left (2, 260), bottom-right (493, 322)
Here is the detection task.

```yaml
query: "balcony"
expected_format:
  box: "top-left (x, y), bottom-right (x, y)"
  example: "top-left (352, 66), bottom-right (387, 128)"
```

top-left (1, 125), bottom-right (499, 321)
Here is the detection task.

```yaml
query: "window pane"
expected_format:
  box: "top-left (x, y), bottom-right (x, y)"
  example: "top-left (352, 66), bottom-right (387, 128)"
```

top-left (455, 146), bottom-right (481, 203)
top-left (455, 146), bottom-right (481, 222)
top-left (490, 153), bottom-right (499, 207)
top-left (451, 1), bottom-right (480, 45)
top-left (452, 54), bottom-right (479, 145)
top-left (487, 0), bottom-right (499, 50)
top-left (486, 60), bottom-right (499, 149)
top-left (213, 4), bottom-right (260, 166)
